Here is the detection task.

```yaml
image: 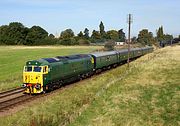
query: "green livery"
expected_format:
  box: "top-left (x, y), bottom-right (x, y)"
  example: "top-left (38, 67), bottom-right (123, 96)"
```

top-left (23, 47), bottom-right (153, 94)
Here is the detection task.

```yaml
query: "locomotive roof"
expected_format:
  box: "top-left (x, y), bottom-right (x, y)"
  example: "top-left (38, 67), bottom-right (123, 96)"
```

top-left (42, 54), bottom-right (90, 63)
top-left (26, 54), bottom-right (91, 65)
top-left (90, 51), bottom-right (117, 57)
top-left (26, 59), bottom-right (50, 66)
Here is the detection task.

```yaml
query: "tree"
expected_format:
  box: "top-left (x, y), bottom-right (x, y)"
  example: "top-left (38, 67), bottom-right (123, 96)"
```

top-left (131, 36), bottom-right (137, 43)
top-left (99, 21), bottom-right (106, 39)
top-left (91, 30), bottom-right (101, 43)
top-left (137, 29), bottom-right (155, 46)
top-left (106, 30), bottom-right (119, 41)
top-left (0, 25), bottom-right (10, 45)
top-left (49, 34), bottom-right (55, 38)
top-left (156, 26), bottom-right (164, 42)
top-left (59, 29), bottom-right (77, 45)
top-left (60, 29), bottom-right (74, 39)
top-left (77, 31), bottom-right (84, 38)
top-left (118, 29), bottom-right (126, 42)
top-left (164, 34), bottom-right (173, 41)
top-left (0, 22), bottom-right (28, 45)
top-left (83, 28), bottom-right (89, 39)
top-left (25, 26), bottom-right (48, 45)
top-left (0, 22), bottom-right (60, 45)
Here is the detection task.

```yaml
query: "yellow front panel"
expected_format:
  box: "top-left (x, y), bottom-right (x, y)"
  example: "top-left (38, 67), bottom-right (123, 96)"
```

top-left (23, 72), bottom-right (42, 84)
top-left (23, 72), bottom-right (43, 93)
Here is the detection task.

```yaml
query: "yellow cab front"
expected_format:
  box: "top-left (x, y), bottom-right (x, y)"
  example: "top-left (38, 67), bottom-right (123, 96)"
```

top-left (23, 66), bottom-right (47, 94)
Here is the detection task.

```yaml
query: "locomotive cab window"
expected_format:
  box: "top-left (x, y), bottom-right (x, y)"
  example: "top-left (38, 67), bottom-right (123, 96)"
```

top-left (34, 66), bottom-right (42, 72)
top-left (24, 66), bottom-right (32, 72)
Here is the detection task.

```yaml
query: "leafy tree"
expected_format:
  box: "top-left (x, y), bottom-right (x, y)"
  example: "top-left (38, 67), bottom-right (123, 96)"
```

top-left (137, 29), bottom-right (155, 46)
top-left (156, 26), bottom-right (164, 42)
top-left (59, 29), bottom-right (77, 45)
top-left (118, 29), bottom-right (126, 42)
top-left (77, 31), bottom-right (84, 38)
top-left (0, 22), bottom-right (59, 45)
top-left (0, 25), bottom-right (10, 45)
top-left (164, 34), bottom-right (173, 41)
top-left (0, 22), bottom-right (28, 45)
top-left (131, 36), bottom-right (137, 43)
top-left (99, 21), bottom-right (106, 39)
top-left (77, 29), bottom-right (90, 45)
top-left (83, 28), bottom-right (89, 39)
top-left (25, 26), bottom-right (48, 45)
top-left (91, 30), bottom-right (101, 43)
top-left (44, 34), bottom-right (57, 45)
top-left (106, 30), bottom-right (119, 41)
top-left (49, 34), bottom-right (55, 38)
top-left (60, 29), bottom-right (74, 39)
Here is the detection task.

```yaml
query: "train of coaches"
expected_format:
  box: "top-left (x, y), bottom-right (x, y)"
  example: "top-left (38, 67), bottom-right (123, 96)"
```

top-left (22, 47), bottom-right (153, 94)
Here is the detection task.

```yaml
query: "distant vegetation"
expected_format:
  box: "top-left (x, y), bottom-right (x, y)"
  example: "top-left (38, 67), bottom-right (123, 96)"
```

top-left (0, 22), bottom-right (178, 46)
top-left (0, 21), bottom-right (125, 46)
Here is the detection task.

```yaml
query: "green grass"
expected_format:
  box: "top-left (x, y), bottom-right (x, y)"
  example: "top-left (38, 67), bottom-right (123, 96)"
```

top-left (0, 46), bottom-right (101, 91)
top-left (0, 46), bottom-right (179, 126)
top-left (70, 46), bottom-right (180, 126)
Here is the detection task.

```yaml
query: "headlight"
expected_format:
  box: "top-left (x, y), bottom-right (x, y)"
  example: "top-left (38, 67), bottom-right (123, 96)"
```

top-left (35, 84), bottom-right (41, 89)
top-left (22, 84), bottom-right (26, 88)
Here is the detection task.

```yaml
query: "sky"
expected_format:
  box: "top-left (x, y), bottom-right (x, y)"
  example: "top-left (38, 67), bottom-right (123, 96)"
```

top-left (0, 0), bottom-right (179, 37)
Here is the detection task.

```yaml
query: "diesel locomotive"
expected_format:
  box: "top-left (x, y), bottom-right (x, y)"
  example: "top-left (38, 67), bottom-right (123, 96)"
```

top-left (23, 47), bottom-right (153, 94)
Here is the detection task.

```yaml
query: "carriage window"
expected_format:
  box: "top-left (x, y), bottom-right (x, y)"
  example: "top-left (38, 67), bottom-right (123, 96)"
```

top-left (25, 67), bottom-right (32, 72)
top-left (34, 67), bottom-right (42, 72)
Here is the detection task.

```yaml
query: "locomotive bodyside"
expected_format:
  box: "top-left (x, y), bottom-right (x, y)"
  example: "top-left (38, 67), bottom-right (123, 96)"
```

top-left (23, 54), bottom-right (94, 94)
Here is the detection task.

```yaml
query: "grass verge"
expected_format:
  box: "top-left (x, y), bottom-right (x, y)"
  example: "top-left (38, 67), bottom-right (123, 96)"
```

top-left (70, 45), bottom-right (180, 126)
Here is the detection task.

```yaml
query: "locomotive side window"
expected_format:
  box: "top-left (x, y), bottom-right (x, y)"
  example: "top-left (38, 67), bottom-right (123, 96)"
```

top-left (43, 66), bottom-right (47, 73)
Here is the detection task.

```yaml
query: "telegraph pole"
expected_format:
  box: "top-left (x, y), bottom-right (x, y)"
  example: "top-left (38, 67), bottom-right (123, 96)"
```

top-left (127, 14), bottom-right (132, 68)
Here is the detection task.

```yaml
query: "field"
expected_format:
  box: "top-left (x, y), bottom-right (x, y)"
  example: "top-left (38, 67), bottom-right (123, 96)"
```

top-left (0, 45), bottom-right (179, 126)
top-left (0, 46), bottom-right (101, 91)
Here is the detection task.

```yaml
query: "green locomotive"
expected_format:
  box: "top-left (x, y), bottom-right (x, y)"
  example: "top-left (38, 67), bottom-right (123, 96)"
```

top-left (23, 47), bottom-right (153, 94)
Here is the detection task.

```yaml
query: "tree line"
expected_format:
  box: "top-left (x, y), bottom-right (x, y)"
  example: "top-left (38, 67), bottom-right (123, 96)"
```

top-left (0, 22), bottom-right (125, 45)
top-left (0, 22), bottom-right (178, 46)
top-left (136, 26), bottom-right (175, 46)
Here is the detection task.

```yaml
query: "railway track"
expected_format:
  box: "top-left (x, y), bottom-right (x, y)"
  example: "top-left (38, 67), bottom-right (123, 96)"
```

top-left (0, 63), bottom-right (127, 113)
top-left (0, 59), bottom-right (132, 113)
top-left (0, 87), bottom-right (30, 112)
top-left (0, 87), bottom-right (48, 112)
top-left (0, 94), bottom-right (34, 111)
top-left (0, 87), bottom-right (24, 99)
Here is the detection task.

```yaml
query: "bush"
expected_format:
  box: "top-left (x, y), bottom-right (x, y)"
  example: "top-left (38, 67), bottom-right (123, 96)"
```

top-left (78, 39), bottom-right (90, 45)
top-left (104, 40), bottom-right (115, 51)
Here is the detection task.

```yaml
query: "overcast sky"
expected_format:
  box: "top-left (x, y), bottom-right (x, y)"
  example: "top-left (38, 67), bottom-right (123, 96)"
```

top-left (0, 0), bottom-right (179, 37)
